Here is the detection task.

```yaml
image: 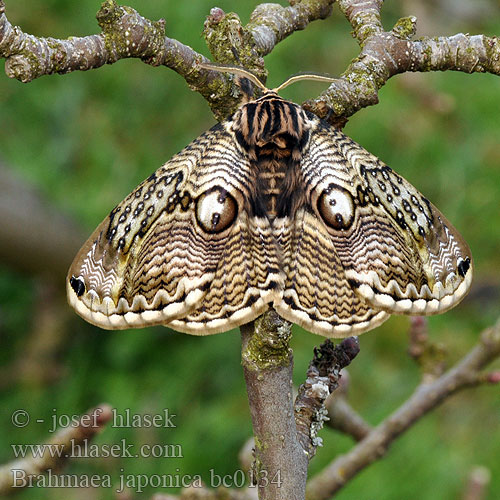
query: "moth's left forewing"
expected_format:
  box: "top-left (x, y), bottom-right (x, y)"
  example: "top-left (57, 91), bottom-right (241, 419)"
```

top-left (303, 122), bottom-right (473, 316)
top-left (67, 124), bottom-right (253, 331)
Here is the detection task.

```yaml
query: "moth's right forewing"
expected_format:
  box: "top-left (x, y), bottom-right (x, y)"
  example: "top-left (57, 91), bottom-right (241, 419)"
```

top-left (301, 124), bottom-right (473, 317)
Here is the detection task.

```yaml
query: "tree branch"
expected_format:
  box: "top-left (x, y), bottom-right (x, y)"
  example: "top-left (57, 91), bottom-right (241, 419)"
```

top-left (0, 0), bottom-right (336, 120)
top-left (241, 317), bottom-right (363, 499)
top-left (180, 0), bottom-right (335, 118)
top-left (337, 0), bottom-right (383, 45)
top-left (294, 338), bottom-right (360, 458)
top-left (304, 0), bottom-right (500, 123)
top-left (241, 310), bottom-right (307, 500)
top-left (247, 0), bottom-right (335, 57)
top-left (3, 0), bottom-right (500, 123)
top-left (0, 1), bottom-right (199, 81)
top-left (306, 319), bottom-right (500, 500)
top-left (0, 0), bottom-right (233, 114)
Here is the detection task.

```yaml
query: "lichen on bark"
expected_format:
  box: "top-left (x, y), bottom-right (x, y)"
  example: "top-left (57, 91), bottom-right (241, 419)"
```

top-left (242, 310), bottom-right (292, 371)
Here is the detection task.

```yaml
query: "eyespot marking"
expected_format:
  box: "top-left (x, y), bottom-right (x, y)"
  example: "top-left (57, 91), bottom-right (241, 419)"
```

top-left (318, 184), bottom-right (355, 230)
top-left (195, 186), bottom-right (238, 233)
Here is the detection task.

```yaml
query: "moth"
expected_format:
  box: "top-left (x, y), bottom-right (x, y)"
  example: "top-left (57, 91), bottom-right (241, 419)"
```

top-left (67, 66), bottom-right (472, 338)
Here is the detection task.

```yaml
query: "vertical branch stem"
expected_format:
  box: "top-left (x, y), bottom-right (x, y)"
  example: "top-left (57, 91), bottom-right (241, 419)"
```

top-left (240, 310), bottom-right (307, 500)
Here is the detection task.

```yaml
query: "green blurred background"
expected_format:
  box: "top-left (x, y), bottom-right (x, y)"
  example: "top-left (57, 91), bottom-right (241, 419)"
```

top-left (0, 0), bottom-right (499, 498)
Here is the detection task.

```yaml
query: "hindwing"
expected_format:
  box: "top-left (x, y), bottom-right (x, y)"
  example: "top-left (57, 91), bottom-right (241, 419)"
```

top-left (167, 213), bottom-right (282, 334)
top-left (273, 208), bottom-right (390, 337)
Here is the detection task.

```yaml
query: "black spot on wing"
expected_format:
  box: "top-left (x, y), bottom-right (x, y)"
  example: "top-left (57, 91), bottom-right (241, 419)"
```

top-left (457, 257), bottom-right (471, 278)
top-left (70, 276), bottom-right (85, 297)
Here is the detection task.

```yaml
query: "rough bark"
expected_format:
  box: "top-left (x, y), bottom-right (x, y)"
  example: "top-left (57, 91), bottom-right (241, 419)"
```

top-left (241, 311), bottom-right (307, 500)
top-left (295, 338), bottom-right (360, 458)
